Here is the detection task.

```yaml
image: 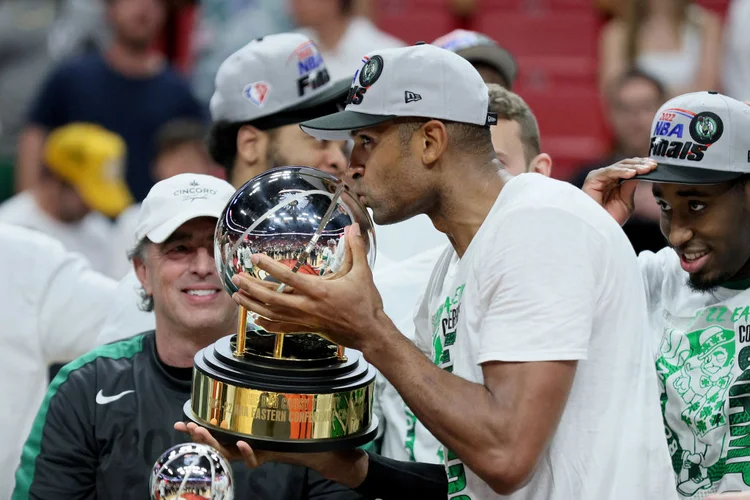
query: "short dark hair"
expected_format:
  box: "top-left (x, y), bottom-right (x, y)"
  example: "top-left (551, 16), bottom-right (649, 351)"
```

top-left (610, 68), bottom-right (667, 103)
top-left (127, 238), bottom-right (154, 312)
top-left (156, 118), bottom-right (207, 157)
top-left (207, 120), bottom-right (247, 180)
top-left (486, 84), bottom-right (541, 163)
top-left (396, 117), bottom-right (493, 157)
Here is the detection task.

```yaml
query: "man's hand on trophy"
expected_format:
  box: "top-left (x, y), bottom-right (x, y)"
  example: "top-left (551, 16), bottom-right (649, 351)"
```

top-left (174, 421), bottom-right (370, 488)
top-left (581, 157), bottom-right (657, 226)
top-left (230, 223), bottom-right (388, 354)
top-left (175, 421), bottom-right (265, 467)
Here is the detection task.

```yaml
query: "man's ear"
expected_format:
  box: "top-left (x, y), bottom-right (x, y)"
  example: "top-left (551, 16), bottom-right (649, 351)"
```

top-left (528, 153), bottom-right (553, 177)
top-left (420, 120), bottom-right (449, 166)
top-left (236, 125), bottom-right (267, 167)
top-left (133, 254), bottom-right (153, 297)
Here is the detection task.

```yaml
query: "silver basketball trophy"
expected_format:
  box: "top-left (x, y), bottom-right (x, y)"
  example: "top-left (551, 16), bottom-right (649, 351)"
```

top-left (150, 443), bottom-right (233, 500)
top-left (183, 166), bottom-right (379, 452)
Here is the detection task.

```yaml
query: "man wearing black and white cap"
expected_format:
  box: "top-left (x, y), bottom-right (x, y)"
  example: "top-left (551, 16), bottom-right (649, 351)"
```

top-left (181, 44), bottom-right (676, 499)
top-left (207, 32), bottom-right (350, 188)
top-left (432, 29), bottom-right (517, 89)
top-left (583, 92), bottom-right (750, 499)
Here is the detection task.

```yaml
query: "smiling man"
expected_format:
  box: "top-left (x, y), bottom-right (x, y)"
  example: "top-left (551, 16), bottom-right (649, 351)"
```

top-left (582, 92), bottom-right (750, 498)
top-left (180, 44), bottom-right (676, 500)
top-left (12, 173), bottom-right (364, 499)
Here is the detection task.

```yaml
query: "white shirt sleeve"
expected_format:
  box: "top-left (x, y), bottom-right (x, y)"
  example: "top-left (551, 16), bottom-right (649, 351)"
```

top-left (476, 208), bottom-right (600, 364)
top-left (11, 228), bottom-right (119, 363)
top-left (637, 247), bottom-right (673, 308)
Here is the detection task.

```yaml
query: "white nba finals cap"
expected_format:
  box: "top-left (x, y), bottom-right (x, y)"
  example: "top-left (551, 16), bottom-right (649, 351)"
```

top-left (299, 43), bottom-right (496, 140)
top-left (432, 29), bottom-right (517, 89)
top-left (135, 174), bottom-right (236, 243)
top-left (210, 33), bottom-right (351, 127)
top-left (636, 91), bottom-right (750, 184)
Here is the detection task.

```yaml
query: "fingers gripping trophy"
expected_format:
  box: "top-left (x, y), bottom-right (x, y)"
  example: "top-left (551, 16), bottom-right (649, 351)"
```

top-left (183, 166), bottom-right (379, 452)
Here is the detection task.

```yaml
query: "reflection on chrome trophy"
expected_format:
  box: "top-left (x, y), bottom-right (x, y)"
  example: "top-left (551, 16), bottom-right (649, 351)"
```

top-left (150, 443), bottom-right (233, 500)
top-left (183, 166), bottom-right (379, 452)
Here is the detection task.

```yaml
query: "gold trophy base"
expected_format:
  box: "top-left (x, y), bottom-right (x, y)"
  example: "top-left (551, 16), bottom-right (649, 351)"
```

top-left (184, 334), bottom-right (378, 452)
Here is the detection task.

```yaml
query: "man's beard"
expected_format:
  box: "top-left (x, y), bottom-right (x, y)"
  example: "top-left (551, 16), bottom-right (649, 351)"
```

top-left (686, 271), bottom-right (733, 294)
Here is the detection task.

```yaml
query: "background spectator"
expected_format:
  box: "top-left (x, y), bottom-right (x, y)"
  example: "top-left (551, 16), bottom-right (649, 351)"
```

top-left (599, 0), bottom-right (722, 98)
top-left (0, 123), bottom-right (131, 277)
top-left (0, 0), bottom-right (107, 204)
top-left (15, 0), bottom-right (206, 201)
top-left (292, 0), bottom-right (404, 79)
top-left (110, 118), bottom-right (221, 278)
top-left (0, 224), bottom-right (117, 500)
top-left (572, 69), bottom-right (666, 254)
top-left (190, 0), bottom-right (292, 104)
top-left (432, 29), bottom-right (517, 89)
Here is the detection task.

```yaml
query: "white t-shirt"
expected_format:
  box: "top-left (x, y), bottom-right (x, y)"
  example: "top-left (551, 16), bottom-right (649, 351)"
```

top-left (413, 174), bottom-right (676, 500)
top-left (373, 246), bottom-right (447, 464)
top-left (0, 191), bottom-right (117, 277)
top-left (641, 247), bottom-right (750, 497)
top-left (300, 17), bottom-right (405, 80)
top-left (110, 202), bottom-right (141, 279)
top-left (0, 223), bottom-right (117, 498)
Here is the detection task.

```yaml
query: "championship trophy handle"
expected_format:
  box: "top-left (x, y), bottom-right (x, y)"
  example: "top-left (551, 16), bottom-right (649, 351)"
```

top-left (273, 333), bottom-right (284, 358)
top-left (235, 305), bottom-right (248, 357)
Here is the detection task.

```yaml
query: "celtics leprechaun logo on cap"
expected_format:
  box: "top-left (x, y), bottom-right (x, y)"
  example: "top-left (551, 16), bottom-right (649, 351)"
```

top-left (359, 55), bottom-right (383, 87)
top-left (690, 112), bottom-right (724, 145)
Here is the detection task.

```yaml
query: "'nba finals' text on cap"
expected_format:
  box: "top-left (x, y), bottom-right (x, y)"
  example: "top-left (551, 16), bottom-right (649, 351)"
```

top-left (432, 29), bottom-right (518, 89)
top-left (299, 43), bottom-right (497, 140)
top-left (209, 33), bottom-right (352, 128)
top-left (135, 173), bottom-right (236, 244)
top-left (44, 122), bottom-right (132, 218)
top-left (637, 91), bottom-right (750, 184)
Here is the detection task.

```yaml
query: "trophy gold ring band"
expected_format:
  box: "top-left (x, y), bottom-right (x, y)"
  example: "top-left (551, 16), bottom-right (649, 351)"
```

top-left (189, 371), bottom-right (375, 441)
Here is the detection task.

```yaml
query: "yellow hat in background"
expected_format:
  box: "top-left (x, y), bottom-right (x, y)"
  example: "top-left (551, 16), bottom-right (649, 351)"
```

top-left (44, 123), bottom-right (133, 218)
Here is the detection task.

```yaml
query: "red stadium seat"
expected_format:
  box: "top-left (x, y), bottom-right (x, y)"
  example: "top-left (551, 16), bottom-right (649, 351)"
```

top-left (515, 86), bottom-right (610, 180)
top-left (470, 9), bottom-right (599, 59)
top-left (372, 0), bottom-right (460, 44)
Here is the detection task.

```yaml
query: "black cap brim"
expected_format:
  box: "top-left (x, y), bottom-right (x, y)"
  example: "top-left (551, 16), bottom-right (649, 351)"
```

top-left (634, 162), bottom-right (744, 185)
top-left (300, 110), bottom-right (396, 141)
top-left (456, 45), bottom-right (518, 89)
top-left (285, 77), bottom-right (352, 113)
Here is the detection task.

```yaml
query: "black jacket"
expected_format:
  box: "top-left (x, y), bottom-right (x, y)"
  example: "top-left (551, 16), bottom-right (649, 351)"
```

top-left (12, 332), bottom-right (365, 500)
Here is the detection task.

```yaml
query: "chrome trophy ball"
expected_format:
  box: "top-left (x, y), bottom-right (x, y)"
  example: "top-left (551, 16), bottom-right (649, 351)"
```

top-left (183, 166), bottom-right (380, 453)
top-left (150, 443), bottom-right (233, 500)
top-left (214, 165), bottom-right (376, 294)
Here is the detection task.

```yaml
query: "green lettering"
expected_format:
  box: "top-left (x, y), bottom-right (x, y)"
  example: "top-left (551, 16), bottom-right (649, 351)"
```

top-left (440, 350), bottom-right (451, 365)
top-left (742, 307), bottom-right (750, 322)
top-left (716, 306), bottom-right (728, 322)
top-left (706, 307), bottom-right (717, 322)
top-left (740, 346), bottom-right (750, 371)
top-left (734, 307), bottom-right (744, 322)
top-left (722, 461), bottom-right (750, 487)
top-left (445, 331), bottom-right (456, 347)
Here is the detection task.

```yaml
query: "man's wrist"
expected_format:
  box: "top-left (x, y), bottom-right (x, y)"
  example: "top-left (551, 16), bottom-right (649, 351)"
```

top-left (314, 449), bottom-right (369, 488)
top-left (360, 309), bottom-right (402, 362)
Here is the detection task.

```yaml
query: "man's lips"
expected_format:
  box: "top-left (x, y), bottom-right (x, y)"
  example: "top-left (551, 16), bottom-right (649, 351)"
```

top-left (182, 286), bottom-right (223, 302)
top-left (678, 249), bottom-right (711, 274)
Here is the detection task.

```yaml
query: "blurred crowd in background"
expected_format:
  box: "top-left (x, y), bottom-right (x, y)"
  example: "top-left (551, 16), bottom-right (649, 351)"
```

top-left (0, 0), bottom-right (746, 299)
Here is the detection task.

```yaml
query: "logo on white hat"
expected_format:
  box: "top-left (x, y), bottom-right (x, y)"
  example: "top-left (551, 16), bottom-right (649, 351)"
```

top-left (689, 112), bottom-right (724, 145)
top-left (173, 179), bottom-right (218, 202)
top-left (359, 55), bottom-right (383, 87)
top-left (404, 91), bottom-right (422, 103)
top-left (291, 40), bottom-right (331, 97)
top-left (243, 81), bottom-right (271, 107)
